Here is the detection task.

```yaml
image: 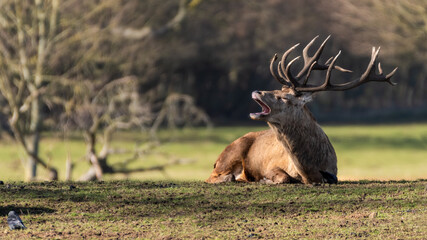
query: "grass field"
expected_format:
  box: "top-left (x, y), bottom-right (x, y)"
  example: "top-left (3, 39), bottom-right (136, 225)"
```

top-left (1, 124), bottom-right (426, 181)
top-left (1, 124), bottom-right (426, 239)
top-left (1, 180), bottom-right (426, 239)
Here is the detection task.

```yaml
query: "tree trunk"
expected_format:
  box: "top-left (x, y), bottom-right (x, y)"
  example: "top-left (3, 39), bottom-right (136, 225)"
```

top-left (65, 154), bottom-right (73, 181)
top-left (26, 97), bottom-right (42, 181)
top-left (79, 167), bottom-right (97, 181)
top-left (79, 157), bottom-right (114, 181)
top-left (25, 132), bottom-right (40, 181)
top-left (84, 131), bottom-right (104, 180)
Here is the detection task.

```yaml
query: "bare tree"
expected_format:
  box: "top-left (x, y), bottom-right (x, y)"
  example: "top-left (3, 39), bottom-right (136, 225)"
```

top-left (150, 93), bottom-right (212, 138)
top-left (0, 0), bottom-right (60, 180)
top-left (59, 76), bottom-right (153, 181)
top-left (0, 0), bottom-right (134, 180)
top-left (0, 0), bottom-right (124, 180)
top-left (58, 0), bottom-right (207, 181)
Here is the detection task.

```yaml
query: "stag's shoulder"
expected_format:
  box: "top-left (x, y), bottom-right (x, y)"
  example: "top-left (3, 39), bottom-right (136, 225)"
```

top-left (223, 129), bottom-right (272, 152)
top-left (241, 129), bottom-right (272, 139)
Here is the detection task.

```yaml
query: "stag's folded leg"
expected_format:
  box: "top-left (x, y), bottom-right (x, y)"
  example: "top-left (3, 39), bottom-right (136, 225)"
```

top-left (205, 134), bottom-right (256, 183)
top-left (262, 167), bottom-right (299, 184)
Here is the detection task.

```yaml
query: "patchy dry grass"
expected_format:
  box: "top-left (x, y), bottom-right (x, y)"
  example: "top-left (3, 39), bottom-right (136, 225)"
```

top-left (1, 180), bottom-right (426, 239)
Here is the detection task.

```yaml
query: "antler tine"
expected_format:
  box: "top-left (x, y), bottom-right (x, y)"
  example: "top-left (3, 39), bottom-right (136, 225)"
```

top-left (296, 51), bottom-right (341, 92)
top-left (334, 66), bottom-right (353, 73)
top-left (296, 46), bottom-right (398, 92)
top-left (310, 35), bottom-right (330, 67)
top-left (385, 67), bottom-right (398, 85)
top-left (347, 46), bottom-right (398, 87)
top-left (297, 35), bottom-right (330, 78)
top-left (280, 43), bottom-right (300, 68)
top-left (303, 61), bottom-right (317, 86)
top-left (324, 51), bottom-right (342, 87)
top-left (302, 35), bottom-right (320, 65)
top-left (365, 47), bottom-right (397, 86)
top-left (360, 46), bottom-right (380, 81)
top-left (284, 56), bottom-right (301, 88)
top-left (298, 35), bottom-right (352, 80)
top-left (277, 61), bottom-right (287, 83)
top-left (325, 57), bottom-right (333, 65)
top-left (280, 43), bottom-right (300, 87)
top-left (378, 62), bottom-right (383, 75)
top-left (270, 53), bottom-right (290, 86)
top-left (325, 56), bottom-right (352, 73)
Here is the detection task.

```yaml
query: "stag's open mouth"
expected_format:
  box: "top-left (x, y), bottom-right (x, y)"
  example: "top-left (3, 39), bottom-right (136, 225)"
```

top-left (250, 91), bottom-right (271, 120)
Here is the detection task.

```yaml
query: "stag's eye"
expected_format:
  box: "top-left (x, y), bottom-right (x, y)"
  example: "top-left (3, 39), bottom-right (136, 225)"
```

top-left (276, 96), bottom-right (290, 103)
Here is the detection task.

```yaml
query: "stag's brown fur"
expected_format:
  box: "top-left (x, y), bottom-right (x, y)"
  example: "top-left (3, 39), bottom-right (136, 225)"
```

top-left (206, 89), bottom-right (337, 184)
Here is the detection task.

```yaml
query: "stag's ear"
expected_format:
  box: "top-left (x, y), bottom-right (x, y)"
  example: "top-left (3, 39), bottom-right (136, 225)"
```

top-left (283, 92), bottom-right (312, 106)
top-left (296, 92), bottom-right (313, 105)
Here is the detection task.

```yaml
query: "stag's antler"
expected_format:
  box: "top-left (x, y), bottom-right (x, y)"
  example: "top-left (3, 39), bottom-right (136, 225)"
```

top-left (270, 36), bottom-right (398, 93)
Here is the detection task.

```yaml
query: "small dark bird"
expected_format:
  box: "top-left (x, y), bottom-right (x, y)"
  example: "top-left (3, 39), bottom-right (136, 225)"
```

top-left (320, 170), bottom-right (338, 184)
top-left (7, 211), bottom-right (26, 230)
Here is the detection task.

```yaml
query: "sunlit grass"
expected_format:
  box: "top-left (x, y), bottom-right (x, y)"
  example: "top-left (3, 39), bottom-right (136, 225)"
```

top-left (323, 124), bottom-right (427, 180)
top-left (0, 124), bottom-right (426, 181)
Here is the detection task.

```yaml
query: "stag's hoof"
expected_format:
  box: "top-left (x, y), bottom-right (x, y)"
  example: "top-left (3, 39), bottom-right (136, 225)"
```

top-left (205, 173), bottom-right (235, 183)
top-left (259, 177), bottom-right (276, 184)
top-left (319, 171), bottom-right (338, 184)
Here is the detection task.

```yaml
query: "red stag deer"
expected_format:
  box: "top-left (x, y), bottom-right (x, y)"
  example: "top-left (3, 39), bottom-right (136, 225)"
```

top-left (206, 36), bottom-right (397, 184)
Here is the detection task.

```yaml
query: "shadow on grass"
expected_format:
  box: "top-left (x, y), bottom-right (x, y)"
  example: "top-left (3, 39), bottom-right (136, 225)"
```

top-left (1, 180), bottom-right (425, 222)
top-left (339, 179), bottom-right (427, 184)
top-left (0, 206), bottom-right (55, 216)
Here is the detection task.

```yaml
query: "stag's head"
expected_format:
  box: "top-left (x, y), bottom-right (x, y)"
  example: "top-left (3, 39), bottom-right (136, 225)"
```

top-left (249, 88), bottom-right (313, 124)
top-left (250, 35), bottom-right (397, 124)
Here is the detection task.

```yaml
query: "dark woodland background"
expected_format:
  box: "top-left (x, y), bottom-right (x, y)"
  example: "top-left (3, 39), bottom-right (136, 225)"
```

top-left (89, 0), bottom-right (425, 124)
top-left (1, 0), bottom-right (426, 128)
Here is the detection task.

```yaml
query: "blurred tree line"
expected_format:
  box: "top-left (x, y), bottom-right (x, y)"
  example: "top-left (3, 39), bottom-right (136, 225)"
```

top-left (0, 0), bottom-right (425, 180)
top-left (76, 0), bottom-right (425, 123)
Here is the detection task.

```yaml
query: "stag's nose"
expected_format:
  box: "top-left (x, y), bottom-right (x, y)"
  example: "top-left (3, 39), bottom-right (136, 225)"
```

top-left (252, 91), bottom-right (262, 98)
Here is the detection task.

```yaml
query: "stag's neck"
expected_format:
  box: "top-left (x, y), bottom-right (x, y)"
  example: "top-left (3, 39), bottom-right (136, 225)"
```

top-left (267, 108), bottom-right (336, 178)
